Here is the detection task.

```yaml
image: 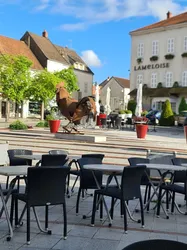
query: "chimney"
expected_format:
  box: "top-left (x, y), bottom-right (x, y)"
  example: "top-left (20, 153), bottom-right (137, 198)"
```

top-left (42, 30), bottom-right (48, 38)
top-left (107, 76), bottom-right (110, 81)
top-left (166, 11), bottom-right (172, 19)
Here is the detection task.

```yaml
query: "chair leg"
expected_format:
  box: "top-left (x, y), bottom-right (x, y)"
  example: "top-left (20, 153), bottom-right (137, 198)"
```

top-left (71, 176), bottom-right (79, 193)
top-left (99, 196), bottom-right (103, 221)
top-left (26, 204), bottom-right (30, 245)
top-left (45, 205), bottom-right (48, 230)
top-left (76, 188), bottom-right (81, 214)
top-left (62, 202), bottom-right (67, 239)
top-left (147, 185), bottom-right (151, 212)
top-left (166, 190), bottom-right (169, 211)
top-left (91, 192), bottom-right (98, 226)
top-left (10, 195), bottom-right (15, 226)
top-left (139, 196), bottom-right (144, 228)
top-left (15, 197), bottom-right (18, 227)
top-left (122, 200), bottom-right (127, 233)
top-left (156, 187), bottom-right (162, 217)
top-left (110, 197), bottom-right (115, 220)
top-left (171, 192), bottom-right (175, 214)
top-left (144, 185), bottom-right (148, 204)
top-left (6, 176), bottom-right (9, 189)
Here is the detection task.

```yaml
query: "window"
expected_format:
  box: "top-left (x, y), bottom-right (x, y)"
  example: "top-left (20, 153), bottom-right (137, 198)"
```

top-left (151, 73), bottom-right (157, 88)
top-left (137, 74), bottom-right (143, 87)
top-left (165, 72), bottom-right (173, 87)
top-left (137, 43), bottom-right (144, 58)
top-left (152, 41), bottom-right (159, 56)
top-left (167, 38), bottom-right (174, 53)
top-left (184, 37), bottom-right (187, 52)
top-left (84, 82), bottom-right (88, 93)
top-left (182, 71), bottom-right (187, 86)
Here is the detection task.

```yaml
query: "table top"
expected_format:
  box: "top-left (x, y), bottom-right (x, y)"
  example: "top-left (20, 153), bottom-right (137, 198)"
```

top-left (83, 164), bottom-right (124, 173)
top-left (137, 163), bottom-right (187, 171)
top-left (14, 154), bottom-right (42, 161)
top-left (0, 165), bottom-right (30, 176)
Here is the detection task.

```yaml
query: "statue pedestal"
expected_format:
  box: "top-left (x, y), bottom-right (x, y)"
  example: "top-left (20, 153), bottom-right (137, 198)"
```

top-left (55, 132), bottom-right (106, 142)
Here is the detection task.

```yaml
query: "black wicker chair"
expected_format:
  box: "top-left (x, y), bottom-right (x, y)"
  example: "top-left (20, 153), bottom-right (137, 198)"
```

top-left (122, 239), bottom-right (187, 250)
top-left (91, 166), bottom-right (146, 232)
top-left (10, 167), bottom-right (69, 244)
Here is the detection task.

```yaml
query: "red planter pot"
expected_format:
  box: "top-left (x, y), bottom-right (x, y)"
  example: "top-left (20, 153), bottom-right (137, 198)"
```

top-left (136, 124), bottom-right (148, 139)
top-left (96, 114), bottom-right (107, 126)
top-left (184, 126), bottom-right (187, 143)
top-left (48, 120), bottom-right (61, 133)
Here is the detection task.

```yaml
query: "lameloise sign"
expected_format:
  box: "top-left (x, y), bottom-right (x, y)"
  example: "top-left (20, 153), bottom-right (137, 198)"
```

top-left (134, 63), bottom-right (169, 71)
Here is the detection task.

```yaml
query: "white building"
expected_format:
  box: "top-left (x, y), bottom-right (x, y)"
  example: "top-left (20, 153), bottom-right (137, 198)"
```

top-left (100, 76), bottom-right (130, 112)
top-left (129, 11), bottom-right (187, 113)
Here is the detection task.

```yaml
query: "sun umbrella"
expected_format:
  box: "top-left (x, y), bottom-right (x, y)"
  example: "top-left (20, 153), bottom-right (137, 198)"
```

top-left (95, 84), bottom-right (100, 116)
top-left (135, 82), bottom-right (142, 117)
top-left (105, 87), bottom-right (111, 115)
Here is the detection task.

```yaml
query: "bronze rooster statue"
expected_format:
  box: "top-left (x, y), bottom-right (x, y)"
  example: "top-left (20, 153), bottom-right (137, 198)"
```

top-left (56, 82), bottom-right (96, 133)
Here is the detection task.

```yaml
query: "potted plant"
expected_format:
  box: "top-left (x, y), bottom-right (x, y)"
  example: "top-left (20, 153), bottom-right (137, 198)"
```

top-left (125, 110), bottom-right (132, 118)
top-left (137, 57), bottom-right (143, 64)
top-left (46, 112), bottom-right (61, 133)
top-left (150, 55), bottom-right (158, 61)
top-left (134, 116), bottom-right (149, 139)
top-left (118, 110), bottom-right (126, 120)
top-left (164, 54), bottom-right (175, 60)
top-left (181, 52), bottom-right (187, 58)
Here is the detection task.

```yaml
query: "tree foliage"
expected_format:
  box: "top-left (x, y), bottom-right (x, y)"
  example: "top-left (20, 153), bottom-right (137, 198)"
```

top-left (127, 99), bottom-right (137, 115)
top-left (0, 54), bottom-right (32, 104)
top-left (54, 66), bottom-right (79, 94)
top-left (159, 99), bottom-right (175, 126)
top-left (178, 97), bottom-right (187, 114)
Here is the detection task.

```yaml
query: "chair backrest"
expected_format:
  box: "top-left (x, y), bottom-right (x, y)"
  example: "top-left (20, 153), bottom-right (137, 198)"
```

top-left (7, 149), bottom-right (33, 166)
top-left (77, 157), bottom-right (103, 189)
top-left (128, 158), bottom-right (150, 185)
top-left (0, 141), bottom-right (9, 166)
top-left (49, 150), bottom-right (69, 156)
top-left (27, 167), bottom-right (69, 206)
top-left (121, 165), bottom-right (146, 200)
top-left (121, 239), bottom-right (187, 250)
top-left (172, 158), bottom-right (187, 183)
top-left (82, 154), bottom-right (105, 160)
top-left (40, 154), bottom-right (68, 167)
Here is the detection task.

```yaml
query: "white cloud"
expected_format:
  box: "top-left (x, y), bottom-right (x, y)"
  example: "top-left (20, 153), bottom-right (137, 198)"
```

top-left (81, 50), bottom-right (102, 67)
top-left (59, 22), bottom-right (87, 31)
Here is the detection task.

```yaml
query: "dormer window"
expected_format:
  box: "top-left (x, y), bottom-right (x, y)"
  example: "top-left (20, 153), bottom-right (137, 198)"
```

top-left (74, 62), bottom-right (85, 70)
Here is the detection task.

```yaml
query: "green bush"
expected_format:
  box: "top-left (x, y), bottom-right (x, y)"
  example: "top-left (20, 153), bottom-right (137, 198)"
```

top-left (9, 120), bottom-right (28, 130)
top-left (141, 110), bottom-right (148, 116)
top-left (119, 110), bottom-right (125, 114)
top-left (125, 110), bottom-right (132, 114)
top-left (36, 121), bottom-right (49, 127)
top-left (157, 82), bottom-right (163, 88)
top-left (178, 97), bottom-right (187, 114)
top-left (159, 100), bottom-right (175, 126)
top-left (127, 100), bottom-right (136, 115)
top-left (173, 81), bottom-right (179, 88)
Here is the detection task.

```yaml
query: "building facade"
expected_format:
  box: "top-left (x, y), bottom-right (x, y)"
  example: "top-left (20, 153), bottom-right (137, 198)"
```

top-left (129, 11), bottom-right (187, 113)
top-left (100, 76), bottom-right (130, 112)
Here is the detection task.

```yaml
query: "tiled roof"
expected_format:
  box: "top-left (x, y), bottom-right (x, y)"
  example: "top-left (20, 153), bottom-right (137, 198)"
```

top-left (99, 76), bottom-right (130, 89)
top-left (54, 45), bottom-right (93, 74)
top-left (0, 35), bottom-right (43, 70)
top-left (26, 32), bottom-right (69, 65)
top-left (131, 12), bottom-right (187, 33)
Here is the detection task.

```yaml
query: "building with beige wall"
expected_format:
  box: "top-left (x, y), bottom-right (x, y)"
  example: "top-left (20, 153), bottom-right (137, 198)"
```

top-left (129, 11), bottom-right (187, 113)
top-left (100, 76), bottom-right (130, 112)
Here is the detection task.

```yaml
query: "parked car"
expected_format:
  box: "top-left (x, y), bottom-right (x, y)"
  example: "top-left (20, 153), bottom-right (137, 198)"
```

top-left (176, 110), bottom-right (187, 126)
top-left (146, 110), bottom-right (161, 123)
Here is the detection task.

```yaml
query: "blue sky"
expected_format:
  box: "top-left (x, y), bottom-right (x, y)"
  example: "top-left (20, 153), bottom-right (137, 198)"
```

top-left (0, 0), bottom-right (187, 84)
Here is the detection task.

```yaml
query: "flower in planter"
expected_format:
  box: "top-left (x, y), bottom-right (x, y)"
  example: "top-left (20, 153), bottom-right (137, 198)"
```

top-left (181, 52), bottom-right (187, 58)
top-left (134, 116), bottom-right (149, 124)
top-left (137, 57), bottom-right (143, 64)
top-left (150, 55), bottom-right (158, 61)
top-left (164, 54), bottom-right (175, 60)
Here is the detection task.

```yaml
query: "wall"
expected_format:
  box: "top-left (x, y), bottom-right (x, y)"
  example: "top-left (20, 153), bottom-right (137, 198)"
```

top-left (100, 78), bottom-right (130, 112)
top-left (72, 69), bottom-right (93, 100)
top-left (130, 25), bottom-right (187, 90)
top-left (47, 60), bottom-right (68, 72)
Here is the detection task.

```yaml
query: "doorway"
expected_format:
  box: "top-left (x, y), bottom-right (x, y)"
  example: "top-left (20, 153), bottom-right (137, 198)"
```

top-left (1, 101), bottom-right (6, 118)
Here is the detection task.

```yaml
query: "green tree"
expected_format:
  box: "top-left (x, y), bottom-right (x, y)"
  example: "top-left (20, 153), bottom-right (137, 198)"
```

top-left (159, 99), bottom-right (175, 126)
top-left (127, 99), bottom-right (137, 115)
top-left (178, 97), bottom-right (187, 114)
top-left (27, 69), bottom-right (62, 120)
top-left (54, 66), bottom-right (79, 94)
top-left (0, 54), bottom-right (32, 120)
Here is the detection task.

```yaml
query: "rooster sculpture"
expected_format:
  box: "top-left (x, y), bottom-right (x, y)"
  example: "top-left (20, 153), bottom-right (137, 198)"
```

top-left (56, 82), bottom-right (96, 133)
